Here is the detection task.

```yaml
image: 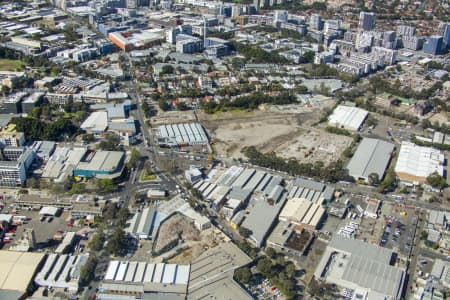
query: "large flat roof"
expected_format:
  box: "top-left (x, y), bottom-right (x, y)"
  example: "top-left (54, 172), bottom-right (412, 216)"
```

top-left (76, 151), bottom-right (124, 172)
top-left (188, 242), bottom-right (252, 300)
top-left (328, 105), bottom-right (368, 131)
top-left (347, 138), bottom-right (395, 180)
top-left (395, 141), bottom-right (444, 182)
top-left (0, 251), bottom-right (45, 292)
top-left (241, 192), bottom-right (287, 247)
top-left (315, 236), bottom-right (405, 299)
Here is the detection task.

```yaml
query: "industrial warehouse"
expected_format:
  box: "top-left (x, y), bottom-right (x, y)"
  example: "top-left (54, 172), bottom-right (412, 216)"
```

top-left (192, 166), bottom-right (334, 247)
top-left (346, 138), bottom-right (395, 182)
top-left (328, 105), bottom-right (368, 131)
top-left (99, 261), bottom-right (190, 299)
top-left (156, 123), bottom-right (209, 147)
top-left (314, 235), bottom-right (406, 300)
top-left (394, 141), bottom-right (445, 184)
top-left (279, 197), bottom-right (326, 230)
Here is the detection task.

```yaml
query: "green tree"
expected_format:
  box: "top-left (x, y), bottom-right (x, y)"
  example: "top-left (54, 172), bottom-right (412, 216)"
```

top-left (88, 228), bottom-right (105, 252)
top-left (239, 227), bottom-right (252, 238)
top-left (79, 254), bottom-right (97, 286)
top-left (98, 132), bottom-right (122, 151)
top-left (96, 178), bottom-right (115, 193)
top-left (128, 148), bottom-right (141, 169)
top-left (107, 227), bottom-right (126, 256)
top-left (234, 267), bottom-right (252, 284)
top-left (158, 99), bottom-right (171, 111)
top-left (117, 207), bottom-right (130, 227)
top-left (160, 65), bottom-right (174, 75)
top-left (368, 173), bottom-right (380, 186)
top-left (257, 258), bottom-right (273, 277)
top-left (426, 172), bottom-right (447, 189)
top-left (82, 133), bottom-right (95, 143)
top-left (69, 183), bottom-right (86, 194)
top-left (265, 247), bottom-right (276, 259)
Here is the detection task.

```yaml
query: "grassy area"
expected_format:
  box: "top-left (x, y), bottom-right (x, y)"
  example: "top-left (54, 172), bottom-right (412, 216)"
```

top-left (0, 59), bottom-right (25, 71)
top-left (207, 108), bottom-right (255, 120)
top-left (140, 169), bottom-right (157, 181)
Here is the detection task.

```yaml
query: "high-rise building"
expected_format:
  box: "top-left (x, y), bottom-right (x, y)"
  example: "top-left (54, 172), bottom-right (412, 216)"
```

top-left (397, 25), bottom-right (415, 37)
top-left (358, 12), bottom-right (375, 31)
top-left (273, 10), bottom-right (288, 26)
top-left (383, 31), bottom-right (397, 49)
top-left (438, 22), bottom-right (450, 49)
top-left (310, 14), bottom-right (323, 31)
top-left (423, 35), bottom-right (444, 55)
top-left (324, 19), bottom-right (341, 35)
top-left (126, 0), bottom-right (136, 8)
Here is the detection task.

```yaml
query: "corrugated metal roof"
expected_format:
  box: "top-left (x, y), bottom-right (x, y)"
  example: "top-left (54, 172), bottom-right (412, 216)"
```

top-left (347, 138), bottom-right (395, 180)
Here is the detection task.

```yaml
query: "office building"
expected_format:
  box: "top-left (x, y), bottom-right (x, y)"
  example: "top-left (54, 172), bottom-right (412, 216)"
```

top-left (273, 10), bottom-right (288, 26)
top-left (176, 34), bottom-right (203, 54)
top-left (358, 12), bottom-right (375, 31)
top-left (166, 25), bottom-right (192, 44)
top-left (423, 35), bottom-right (444, 55)
top-left (438, 22), bottom-right (450, 49)
top-left (397, 25), bottom-right (415, 37)
top-left (0, 148), bottom-right (34, 187)
top-left (401, 35), bottom-right (424, 50)
top-left (309, 14), bottom-right (323, 31)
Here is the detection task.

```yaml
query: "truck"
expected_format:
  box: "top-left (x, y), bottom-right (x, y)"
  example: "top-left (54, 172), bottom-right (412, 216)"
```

top-left (147, 189), bottom-right (168, 198)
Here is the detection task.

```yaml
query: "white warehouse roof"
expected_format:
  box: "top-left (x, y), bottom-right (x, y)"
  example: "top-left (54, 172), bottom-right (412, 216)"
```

top-left (104, 261), bottom-right (190, 286)
top-left (328, 105), bottom-right (368, 131)
top-left (395, 142), bottom-right (444, 183)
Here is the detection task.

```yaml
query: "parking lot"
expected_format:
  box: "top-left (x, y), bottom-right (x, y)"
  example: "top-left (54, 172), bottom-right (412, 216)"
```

top-left (0, 202), bottom-right (93, 252)
top-left (378, 202), bottom-right (419, 256)
top-left (245, 276), bottom-right (286, 300)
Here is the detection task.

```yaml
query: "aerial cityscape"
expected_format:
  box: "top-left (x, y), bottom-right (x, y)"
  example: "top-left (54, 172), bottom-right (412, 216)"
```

top-left (0, 0), bottom-right (448, 299)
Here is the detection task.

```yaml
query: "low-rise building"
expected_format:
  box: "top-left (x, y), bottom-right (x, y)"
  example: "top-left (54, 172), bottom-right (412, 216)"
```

top-left (279, 197), bottom-right (325, 230)
top-left (328, 105), bottom-right (368, 131)
top-left (395, 142), bottom-right (444, 184)
top-left (314, 235), bottom-right (406, 300)
top-left (100, 261), bottom-right (190, 298)
top-left (347, 138), bottom-right (395, 182)
top-left (34, 254), bottom-right (88, 292)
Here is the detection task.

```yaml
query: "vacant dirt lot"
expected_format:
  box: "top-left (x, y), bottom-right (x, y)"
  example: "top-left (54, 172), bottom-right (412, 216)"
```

top-left (199, 104), bottom-right (350, 164)
top-left (153, 214), bottom-right (200, 254)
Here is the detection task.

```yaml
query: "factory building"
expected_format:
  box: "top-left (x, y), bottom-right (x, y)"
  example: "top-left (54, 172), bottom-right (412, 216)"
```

top-left (73, 150), bottom-right (125, 180)
top-left (99, 261), bottom-right (190, 299)
top-left (394, 142), bottom-right (444, 184)
top-left (34, 254), bottom-right (88, 292)
top-left (279, 197), bottom-right (325, 230)
top-left (0, 251), bottom-right (46, 299)
top-left (157, 123), bottom-right (209, 147)
top-left (314, 235), bottom-right (406, 300)
top-left (346, 138), bottom-right (395, 182)
top-left (125, 207), bottom-right (158, 240)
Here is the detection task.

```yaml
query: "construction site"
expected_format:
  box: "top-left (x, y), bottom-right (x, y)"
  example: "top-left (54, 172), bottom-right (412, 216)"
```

top-left (199, 103), bottom-right (350, 164)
